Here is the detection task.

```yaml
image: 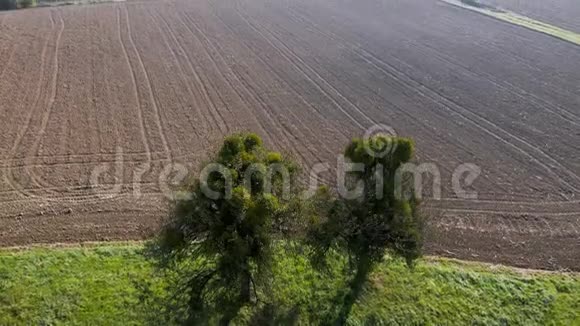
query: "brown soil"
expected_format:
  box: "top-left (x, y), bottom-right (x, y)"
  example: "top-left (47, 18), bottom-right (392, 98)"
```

top-left (0, 0), bottom-right (578, 271)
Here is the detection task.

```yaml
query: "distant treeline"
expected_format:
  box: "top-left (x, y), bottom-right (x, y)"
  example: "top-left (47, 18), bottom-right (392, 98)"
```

top-left (0, 0), bottom-right (34, 10)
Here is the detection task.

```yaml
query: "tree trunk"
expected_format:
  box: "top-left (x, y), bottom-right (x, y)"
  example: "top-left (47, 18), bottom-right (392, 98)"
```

top-left (335, 255), bottom-right (372, 325)
top-left (219, 264), bottom-right (252, 326)
top-left (240, 267), bottom-right (252, 303)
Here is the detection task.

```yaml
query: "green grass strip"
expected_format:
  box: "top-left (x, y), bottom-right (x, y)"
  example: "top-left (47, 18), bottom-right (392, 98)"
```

top-left (442, 0), bottom-right (580, 47)
top-left (0, 243), bottom-right (578, 325)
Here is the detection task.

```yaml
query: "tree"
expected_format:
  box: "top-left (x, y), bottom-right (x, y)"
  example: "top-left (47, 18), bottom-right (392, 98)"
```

top-left (308, 135), bottom-right (424, 325)
top-left (155, 133), bottom-right (301, 325)
top-left (19, 0), bottom-right (33, 9)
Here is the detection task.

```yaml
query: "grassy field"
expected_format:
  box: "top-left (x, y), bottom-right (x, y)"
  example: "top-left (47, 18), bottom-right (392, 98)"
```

top-left (445, 0), bottom-right (580, 46)
top-left (493, 11), bottom-right (580, 45)
top-left (0, 243), bottom-right (578, 325)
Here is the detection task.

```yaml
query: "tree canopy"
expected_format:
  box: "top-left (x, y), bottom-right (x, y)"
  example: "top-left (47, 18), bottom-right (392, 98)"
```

top-left (308, 135), bottom-right (424, 324)
top-left (154, 133), bottom-right (424, 325)
top-left (157, 133), bottom-right (302, 324)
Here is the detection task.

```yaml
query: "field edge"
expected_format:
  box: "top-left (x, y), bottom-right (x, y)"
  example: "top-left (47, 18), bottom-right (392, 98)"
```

top-left (440, 0), bottom-right (580, 46)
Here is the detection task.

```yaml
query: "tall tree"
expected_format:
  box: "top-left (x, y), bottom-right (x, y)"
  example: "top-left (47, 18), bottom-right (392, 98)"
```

top-left (308, 135), bottom-right (424, 325)
top-left (156, 133), bottom-right (301, 325)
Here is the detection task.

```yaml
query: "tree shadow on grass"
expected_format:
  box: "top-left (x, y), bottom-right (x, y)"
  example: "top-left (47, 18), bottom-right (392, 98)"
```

top-left (248, 304), bottom-right (301, 326)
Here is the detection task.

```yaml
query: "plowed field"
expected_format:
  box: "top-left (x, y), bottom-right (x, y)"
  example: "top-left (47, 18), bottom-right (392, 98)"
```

top-left (0, 0), bottom-right (579, 270)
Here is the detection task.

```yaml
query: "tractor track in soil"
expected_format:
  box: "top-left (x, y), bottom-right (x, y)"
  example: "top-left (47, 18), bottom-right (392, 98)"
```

top-left (0, 0), bottom-right (578, 271)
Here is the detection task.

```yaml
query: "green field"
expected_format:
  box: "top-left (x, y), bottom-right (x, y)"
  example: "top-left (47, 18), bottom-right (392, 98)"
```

top-left (446, 0), bottom-right (580, 46)
top-left (492, 11), bottom-right (580, 46)
top-left (0, 244), bottom-right (578, 325)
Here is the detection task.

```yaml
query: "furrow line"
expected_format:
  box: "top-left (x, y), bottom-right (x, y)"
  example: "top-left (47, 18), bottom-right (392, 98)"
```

top-left (197, 5), bottom-right (312, 163)
top-left (116, 7), bottom-right (151, 163)
top-left (256, 9), bottom-right (385, 129)
top-left (289, 4), bottom-right (580, 192)
top-left (179, 9), bottom-right (288, 147)
top-left (235, 3), bottom-right (369, 130)
top-left (417, 41), bottom-right (580, 127)
top-left (4, 10), bottom-right (59, 198)
top-left (234, 2), bottom-right (353, 143)
top-left (362, 50), bottom-right (580, 192)
top-left (0, 44), bottom-right (16, 83)
top-left (175, 9), bottom-right (282, 150)
top-left (32, 10), bottom-right (64, 150)
top-left (1, 151), bottom-right (164, 165)
top-left (124, 6), bottom-right (171, 161)
top-left (228, 2), bottom-right (340, 159)
top-left (173, 9), bottom-right (229, 134)
top-left (433, 207), bottom-right (580, 218)
top-left (148, 9), bottom-right (207, 137)
top-left (282, 5), bottom-right (492, 163)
